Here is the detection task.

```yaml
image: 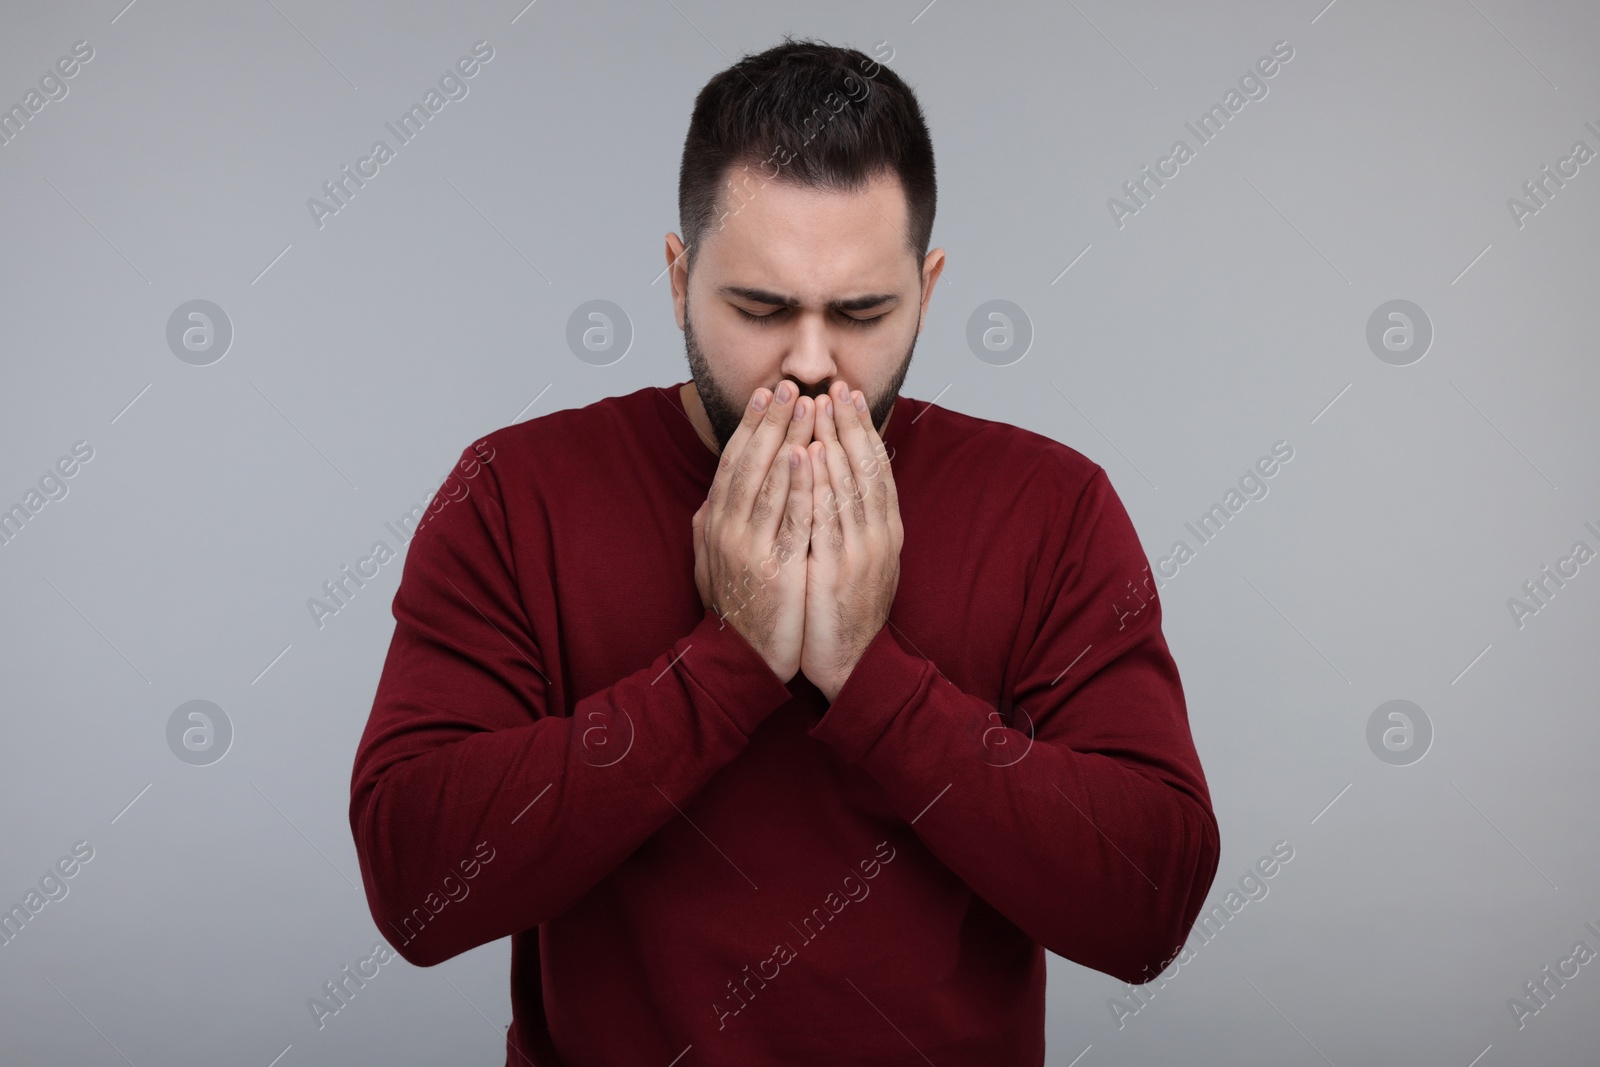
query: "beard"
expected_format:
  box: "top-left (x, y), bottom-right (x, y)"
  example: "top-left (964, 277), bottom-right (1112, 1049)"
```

top-left (683, 289), bottom-right (918, 453)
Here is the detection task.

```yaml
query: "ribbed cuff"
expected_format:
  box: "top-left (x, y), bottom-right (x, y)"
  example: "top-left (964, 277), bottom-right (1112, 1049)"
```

top-left (677, 608), bottom-right (796, 735)
top-left (806, 623), bottom-right (930, 764)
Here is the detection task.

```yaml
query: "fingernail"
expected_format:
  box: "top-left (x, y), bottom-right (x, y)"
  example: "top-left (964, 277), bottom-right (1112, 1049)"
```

top-left (752, 390), bottom-right (768, 411)
top-left (853, 391), bottom-right (868, 414)
top-left (775, 381), bottom-right (794, 404)
top-left (790, 448), bottom-right (800, 470)
top-left (792, 398), bottom-right (805, 421)
top-left (822, 398), bottom-right (832, 419)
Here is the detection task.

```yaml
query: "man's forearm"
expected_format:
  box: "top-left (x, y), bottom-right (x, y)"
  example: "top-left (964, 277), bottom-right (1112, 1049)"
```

top-left (350, 607), bottom-right (792, 967)
top-left (805, 623), bottom-right (1221, 984)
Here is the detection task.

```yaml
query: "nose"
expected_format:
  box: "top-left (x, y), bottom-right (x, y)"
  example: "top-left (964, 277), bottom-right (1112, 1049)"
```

top-left (778, 314), bottom-right (837, 396)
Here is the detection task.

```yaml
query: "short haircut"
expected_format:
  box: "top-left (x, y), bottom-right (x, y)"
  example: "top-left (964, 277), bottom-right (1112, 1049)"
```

top-left (676, 35), bottom-right (937, 277)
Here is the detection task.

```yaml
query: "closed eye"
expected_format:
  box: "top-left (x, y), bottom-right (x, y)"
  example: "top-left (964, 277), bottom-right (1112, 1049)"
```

top-left (734, 307), bottom-right (886, 328)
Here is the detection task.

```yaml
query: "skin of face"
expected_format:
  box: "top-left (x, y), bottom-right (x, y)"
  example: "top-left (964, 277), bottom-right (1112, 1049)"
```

top-left (666, 167), bottom-right (946, 454)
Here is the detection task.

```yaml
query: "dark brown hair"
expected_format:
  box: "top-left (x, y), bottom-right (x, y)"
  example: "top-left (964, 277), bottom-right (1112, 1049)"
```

top-left (676, 35), bottom-right (936, 276)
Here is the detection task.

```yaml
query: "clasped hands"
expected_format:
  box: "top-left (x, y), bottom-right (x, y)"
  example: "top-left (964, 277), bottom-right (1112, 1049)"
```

top-left (692, 379), bottom-right (903, 703)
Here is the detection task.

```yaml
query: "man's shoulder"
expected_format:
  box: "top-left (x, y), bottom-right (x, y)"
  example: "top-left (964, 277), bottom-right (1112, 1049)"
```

top-left (461, 384), bottom-right (664, 476)
top-left (911, 401), bottom-right (1106, 501)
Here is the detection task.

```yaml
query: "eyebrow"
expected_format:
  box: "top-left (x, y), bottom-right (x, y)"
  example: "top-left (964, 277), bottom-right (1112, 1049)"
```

top-left (717, 285), bottom-right (901, 314)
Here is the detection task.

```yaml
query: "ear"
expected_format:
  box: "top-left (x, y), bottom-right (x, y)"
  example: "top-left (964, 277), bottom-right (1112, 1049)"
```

top-left (665, 233), bottom-right (690, 331)
top-left (916, 248), bottom-right (946, 335)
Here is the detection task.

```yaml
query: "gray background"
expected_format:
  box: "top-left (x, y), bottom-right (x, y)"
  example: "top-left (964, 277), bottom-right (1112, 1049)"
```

top-left (2, 0), bottom-right (1597, 1063)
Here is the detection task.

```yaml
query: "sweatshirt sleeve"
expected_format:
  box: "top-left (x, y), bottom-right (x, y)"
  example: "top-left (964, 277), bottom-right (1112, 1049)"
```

top-left (349, 440), bottom-right (795, 968)
top-left (805, 458), bottom-right (1221, 985)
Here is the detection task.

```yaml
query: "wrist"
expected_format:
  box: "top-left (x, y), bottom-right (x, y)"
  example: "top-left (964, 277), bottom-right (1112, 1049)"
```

top-left (817, 653), bottom-right (864, 705)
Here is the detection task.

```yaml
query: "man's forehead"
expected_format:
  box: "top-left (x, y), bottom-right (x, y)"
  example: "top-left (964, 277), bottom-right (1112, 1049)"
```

top-left (699, 171), bottom-right (914, 294)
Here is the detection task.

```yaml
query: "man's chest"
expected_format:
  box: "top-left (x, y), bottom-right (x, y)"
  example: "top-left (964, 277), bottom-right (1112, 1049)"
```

top-left (534, 474), bottom-right (1039, 718)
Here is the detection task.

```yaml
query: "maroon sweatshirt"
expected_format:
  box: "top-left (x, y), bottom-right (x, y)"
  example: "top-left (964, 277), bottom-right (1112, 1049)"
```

top-left (349, 381), bottom-right (1220, 1066)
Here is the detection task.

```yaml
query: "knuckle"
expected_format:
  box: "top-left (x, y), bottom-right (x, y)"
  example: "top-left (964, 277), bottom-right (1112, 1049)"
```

top-left (729, 455), bottom-right (752, 497)
top-left (751, 480), bottom-right (775, 522)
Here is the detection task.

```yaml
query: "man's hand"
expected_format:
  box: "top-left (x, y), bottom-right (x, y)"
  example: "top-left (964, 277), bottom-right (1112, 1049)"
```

top-left (801, 380), bottom-right (903, 702)
top-left (693, 380), bottom-right (817, 683)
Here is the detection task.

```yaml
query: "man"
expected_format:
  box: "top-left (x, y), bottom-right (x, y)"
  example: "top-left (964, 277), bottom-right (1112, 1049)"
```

top-left (350, 37), bottom-right (1219, 1066)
